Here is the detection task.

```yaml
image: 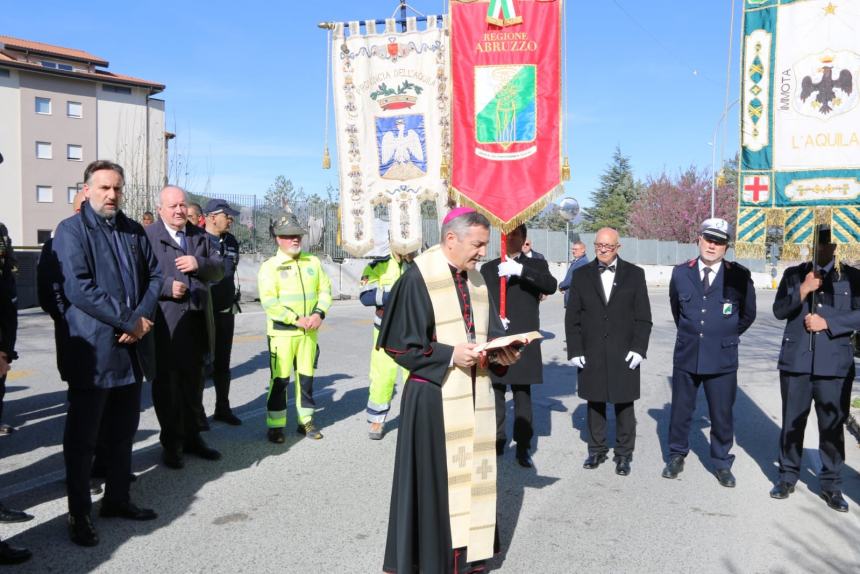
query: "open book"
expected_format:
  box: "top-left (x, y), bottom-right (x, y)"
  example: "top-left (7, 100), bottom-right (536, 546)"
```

top-left (474, 331), bottom-right (543, 353)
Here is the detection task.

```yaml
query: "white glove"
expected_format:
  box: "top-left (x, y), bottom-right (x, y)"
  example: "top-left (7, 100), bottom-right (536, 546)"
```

top-left (500, 316), bottom-right (510, 330)
top-left (625, 351), bottom-right (643, 370)
top-left (498, 260), bottom-right (523, 278)
top-left (569, 356), bottom-right (586, 368)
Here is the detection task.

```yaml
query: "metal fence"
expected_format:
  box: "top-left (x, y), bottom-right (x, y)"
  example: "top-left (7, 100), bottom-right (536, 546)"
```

top-left (167, 193), bottom-right (765, 272)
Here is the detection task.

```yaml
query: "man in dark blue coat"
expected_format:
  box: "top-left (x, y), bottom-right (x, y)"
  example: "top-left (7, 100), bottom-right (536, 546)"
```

top-left (52, 160), bottom-right (163, 546)
top-left (558, 240), bottom-right (589, 308)
top-left (663, 218), bottom-right (756, 488)
top-left (769, 226), bottom-right (860, 512)
top-left (147, 186), bottom-right (224, 469)
top-left (203, 199), bottom-right (242, 426)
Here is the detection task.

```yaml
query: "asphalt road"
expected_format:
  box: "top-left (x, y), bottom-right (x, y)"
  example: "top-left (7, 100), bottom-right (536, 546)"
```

top-left (0, 290), bottom-right (858, 573)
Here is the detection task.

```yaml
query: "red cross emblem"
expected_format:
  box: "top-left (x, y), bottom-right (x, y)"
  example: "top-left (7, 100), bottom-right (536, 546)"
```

top-left (743, 176), bottom-right (770, 204)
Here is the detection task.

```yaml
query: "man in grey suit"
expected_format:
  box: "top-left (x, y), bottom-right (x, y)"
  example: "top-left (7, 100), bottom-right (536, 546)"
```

top-left (770, 226), bottom-right (860, 512)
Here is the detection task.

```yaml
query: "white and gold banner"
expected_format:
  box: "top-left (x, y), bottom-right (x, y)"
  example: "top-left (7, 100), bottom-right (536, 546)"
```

top-left (332, 16), bottom-right (450, 256)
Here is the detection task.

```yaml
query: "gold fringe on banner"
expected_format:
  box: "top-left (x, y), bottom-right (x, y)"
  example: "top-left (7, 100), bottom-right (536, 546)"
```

top-left (815, 207), bottom-right (833, 225)
top-left (765, 208), bottom-right (785, 228)
top-left (836, 244), bottom-right (860, 264)
top-left (780, 243), bottom-right (810, 262)
top-left (448, 184), bottom-right (564, 234)
top-left (734, 242), bottom-right (766, 259)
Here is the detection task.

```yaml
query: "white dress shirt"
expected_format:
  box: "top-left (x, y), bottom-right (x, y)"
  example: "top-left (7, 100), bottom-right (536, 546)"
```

top-left (164, 223), bottom-right (186, 249)
top-left (600, 257), bottom-right (617, 301)
top-left (698, 258), bottom-right (723, 283)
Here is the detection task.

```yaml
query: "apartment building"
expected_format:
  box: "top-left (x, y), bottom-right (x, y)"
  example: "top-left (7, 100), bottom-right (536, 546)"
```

top-left (0, 35), bottom-right (167, 245)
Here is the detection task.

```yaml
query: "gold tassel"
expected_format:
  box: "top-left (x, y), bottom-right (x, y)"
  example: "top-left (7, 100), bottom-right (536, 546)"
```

top-left (322, 146), bottom-right (331, 170)
top-left (440, 158), bottom-right (449, 179)
top-left (561, 157), bottom-right (571, 181)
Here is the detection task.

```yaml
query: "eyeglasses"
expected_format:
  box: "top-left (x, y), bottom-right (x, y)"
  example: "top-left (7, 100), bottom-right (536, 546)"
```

top-left (594, 243), bottom-right (619, 251)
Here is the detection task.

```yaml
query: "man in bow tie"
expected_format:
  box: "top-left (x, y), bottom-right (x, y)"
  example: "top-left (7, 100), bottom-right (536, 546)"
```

top-left (663, 218), bottom-right (756, 488)
top-left (565, 227), bottom-right (652, 476)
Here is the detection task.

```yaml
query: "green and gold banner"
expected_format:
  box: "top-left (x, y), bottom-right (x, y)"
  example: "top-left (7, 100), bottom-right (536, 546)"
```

top-left (738, 0), bottom-right (860, 259)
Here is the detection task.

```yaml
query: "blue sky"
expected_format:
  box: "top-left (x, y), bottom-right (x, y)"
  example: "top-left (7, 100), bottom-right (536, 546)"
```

top-left (5, 0), bottom-right (743, 208)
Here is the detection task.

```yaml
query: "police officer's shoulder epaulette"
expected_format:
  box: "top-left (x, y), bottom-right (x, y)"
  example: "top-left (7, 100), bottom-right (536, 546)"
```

top-left (368, 255), bottom-right (392, 269)
top-left (685, 258), bottom-right (697, 268)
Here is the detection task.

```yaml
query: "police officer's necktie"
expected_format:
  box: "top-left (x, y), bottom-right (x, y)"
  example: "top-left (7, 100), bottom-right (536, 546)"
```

top-left (176, 229), bottom-right (188, 254)
top-left (702, 267), bottom-right (712, 291)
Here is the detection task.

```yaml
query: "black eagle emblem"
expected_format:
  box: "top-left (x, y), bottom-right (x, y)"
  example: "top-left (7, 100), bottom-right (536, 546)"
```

top-left (800, 66), bottom-right (853, 115)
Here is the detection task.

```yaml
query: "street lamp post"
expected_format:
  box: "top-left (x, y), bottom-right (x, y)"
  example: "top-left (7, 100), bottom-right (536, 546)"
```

top-left (710, 98), bottom-right (740, 218)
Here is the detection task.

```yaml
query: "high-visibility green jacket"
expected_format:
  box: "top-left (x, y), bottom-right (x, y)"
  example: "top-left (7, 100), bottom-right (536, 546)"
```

top-left (258, 250), bottom-right (332, 337)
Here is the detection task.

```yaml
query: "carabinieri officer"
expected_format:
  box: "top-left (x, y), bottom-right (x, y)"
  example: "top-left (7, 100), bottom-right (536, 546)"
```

top-left (663, 218), bottom-right (756, 487)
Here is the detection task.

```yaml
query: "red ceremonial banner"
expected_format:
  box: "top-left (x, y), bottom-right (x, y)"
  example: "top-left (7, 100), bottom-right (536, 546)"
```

top-left (450, 0), bottom-right (562, 231)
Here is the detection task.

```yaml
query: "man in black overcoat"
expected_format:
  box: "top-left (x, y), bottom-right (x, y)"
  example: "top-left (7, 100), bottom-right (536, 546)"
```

top-left (481, 224), bottom-right (557, 467)
top-left (146, 186), bottom-right (224, 469)
top-left (565, 227), bottom-right (652, 476)
top-left (769, 225), bottom-right (860, 512)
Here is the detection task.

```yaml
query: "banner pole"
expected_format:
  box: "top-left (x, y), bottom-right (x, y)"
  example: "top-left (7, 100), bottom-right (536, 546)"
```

top-left (500, 233), bottom-right (508, 320)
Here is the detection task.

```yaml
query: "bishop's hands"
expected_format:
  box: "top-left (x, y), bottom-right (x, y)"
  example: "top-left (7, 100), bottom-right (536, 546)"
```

top-left (454, 342), bottom-right (520, 369)
top-left (498, 260), bottom-right (523, 278)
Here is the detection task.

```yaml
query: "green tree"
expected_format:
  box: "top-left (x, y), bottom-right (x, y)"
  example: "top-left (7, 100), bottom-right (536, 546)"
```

top-left (263, 176), bottom-right (303, 213)
top-left (583, 146), bottom-right (639, 234)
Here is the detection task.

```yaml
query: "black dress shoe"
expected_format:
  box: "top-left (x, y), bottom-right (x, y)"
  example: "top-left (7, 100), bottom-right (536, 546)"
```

top-left (0, 540), bottom-right (32, 565)
top-left (615, 456), bottom-right (632, 476)
top-left (184, 438), bottom-right (222, 460)
top-left (820, 489), bottom-right (849, 512)
top-left (100, 500), bottom-right (157, 521)
top-left (715, 468), bottom-right (736, 488)
top-left (583, 453), bottom-right (608, 469)
top-left (213, 410), bottom-right (242, 426)
top-left (515, 447), bottom-right (533, 468)
top-left (0, 504), bottom-right (34, 523)
top-left (68, 514), bottom-right (99, 547)
top-left (769, 481), bottom-right (795, 499)
top-left (495, 439), bottom-right (506, 457)
top-left (661, 455), bottom-right (685, 479)
top-left (162, 449), bottom-right (184, 469)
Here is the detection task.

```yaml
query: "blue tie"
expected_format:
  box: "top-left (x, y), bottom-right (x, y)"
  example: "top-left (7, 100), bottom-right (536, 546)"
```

top-left (176, 230), bottom-right (188, 254)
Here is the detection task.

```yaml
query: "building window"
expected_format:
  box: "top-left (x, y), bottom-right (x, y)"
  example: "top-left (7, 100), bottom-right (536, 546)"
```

top-left (67, 144), bottom-right (83, 161)
top-left (37, 230), bottom-right (53, 244)
top-left (0, 69), bottom-right (9, 78)
top-left (36, 141), bottom-right (52, 159)
top-left (35, 97), bottom-right (51, 114)
top-left (40, 60), bottom-right (74, 71)
top-left (67, 101), bottom-right (83, 118)
top-left (37, 185), bottom-right (53, 203)
top-left (103, 84), bottom-right (132, 95)
top-left (68, 186), bottom-right (79, 204)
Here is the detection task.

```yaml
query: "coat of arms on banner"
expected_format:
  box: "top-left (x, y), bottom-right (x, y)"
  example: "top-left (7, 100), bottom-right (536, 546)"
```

top-left (793, 51), bottom-right (858, 119)
top-left (475, 65), bottom-right (536, 157)
top-left (332, 16), bottom-right (450, 256)
top-left (376, 114), bottom-right (427, 179)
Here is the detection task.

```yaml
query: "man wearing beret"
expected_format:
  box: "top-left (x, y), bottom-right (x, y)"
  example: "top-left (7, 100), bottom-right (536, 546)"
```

top-left (663, 218), bottom-right (756, 488)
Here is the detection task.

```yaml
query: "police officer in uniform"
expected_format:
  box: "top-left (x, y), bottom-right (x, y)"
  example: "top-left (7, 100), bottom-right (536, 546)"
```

top-left (203, 199), bottom-right (242, 426)
top-left (360, 250), bottom-right (413, 440)
top-left (663, 218), bottom-right (756, 488)
top-left (769, 226), bottom-right (859, 512)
